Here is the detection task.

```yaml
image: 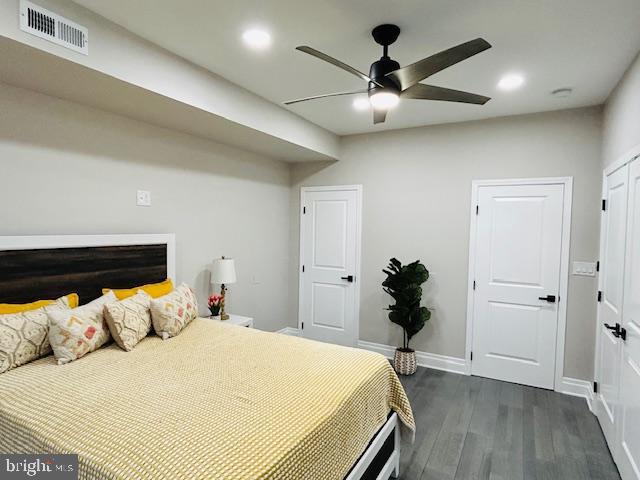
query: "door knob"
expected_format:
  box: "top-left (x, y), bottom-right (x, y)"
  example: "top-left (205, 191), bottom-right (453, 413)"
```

top-left (538, 295), bottom-right (556, 303)
top-left (340, 275), bottom-right (354, 283)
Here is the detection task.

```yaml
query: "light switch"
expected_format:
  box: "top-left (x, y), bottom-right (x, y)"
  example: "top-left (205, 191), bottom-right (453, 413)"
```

top-left (572, 261), bottom-right (596, 277)
top-left (136, 190), bottom-right (151, 207)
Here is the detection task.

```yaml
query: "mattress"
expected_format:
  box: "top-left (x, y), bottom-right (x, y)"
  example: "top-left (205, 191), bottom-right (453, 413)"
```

top-left (0, 319), bottom-right (414, 479)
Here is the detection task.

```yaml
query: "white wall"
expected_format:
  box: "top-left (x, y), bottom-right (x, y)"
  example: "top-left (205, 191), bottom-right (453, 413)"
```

top-left (290, 107), bottom-right (603, 381)
top-left (603, 51), bottom-right (640, 167)
top-left (0, 83), bottom-right (291, 332)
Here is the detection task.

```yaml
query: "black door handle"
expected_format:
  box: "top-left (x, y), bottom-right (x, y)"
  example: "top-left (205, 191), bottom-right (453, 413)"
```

top-left (538, 295), bottom-right (556, 303)
top-left (605, 323), bottom-right (627, 341)
top-left (340, 275), bottom-right (354, 283)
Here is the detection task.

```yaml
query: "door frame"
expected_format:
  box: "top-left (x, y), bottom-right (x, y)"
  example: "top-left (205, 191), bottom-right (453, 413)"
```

top-left (465, 177), bottom-right (573, 391)
top-left (297, 185), bottom-right (363, 344)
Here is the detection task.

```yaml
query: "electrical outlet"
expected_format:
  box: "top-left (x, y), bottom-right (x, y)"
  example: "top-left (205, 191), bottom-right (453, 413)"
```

top-left (136, 190), bottom-right (151, 207)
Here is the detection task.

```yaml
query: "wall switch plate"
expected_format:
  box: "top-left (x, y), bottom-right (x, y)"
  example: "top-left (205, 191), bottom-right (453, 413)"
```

top-left (572, 261), bottom-right (596, 277)
top-left (136, 190), bottom-right (151, 207)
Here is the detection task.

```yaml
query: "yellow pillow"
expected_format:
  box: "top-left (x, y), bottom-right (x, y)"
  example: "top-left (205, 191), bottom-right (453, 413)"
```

top-left (103, 279), bottom-right (173, 301)
top-left (0, 293), bottom-right (79, 314)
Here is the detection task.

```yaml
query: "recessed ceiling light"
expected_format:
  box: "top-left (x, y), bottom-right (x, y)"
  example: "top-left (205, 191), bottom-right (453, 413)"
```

top-left (497, 73), bottom-right (525, 91)
top-left (242, 28), bottom-right (271, 50)
top-left (551, 87), bottom-right (573, 98)
top-left (352, 97), bottom-right (370, 111)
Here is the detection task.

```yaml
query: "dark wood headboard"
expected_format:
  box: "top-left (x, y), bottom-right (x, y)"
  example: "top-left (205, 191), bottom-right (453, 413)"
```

top-left (0, 235), bottom-right (174, 305)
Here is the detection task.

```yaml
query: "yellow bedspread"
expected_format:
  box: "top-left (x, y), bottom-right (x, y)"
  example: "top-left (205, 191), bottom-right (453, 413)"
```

top-left (0, 319), bottom-right (414, 479)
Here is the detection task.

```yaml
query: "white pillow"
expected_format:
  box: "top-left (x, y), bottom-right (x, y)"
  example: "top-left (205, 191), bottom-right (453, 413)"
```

top-left (47, 291), bottom-right (117, 365)
top-left (150, 283), bottom-right (198, 340)
top-left (104, 290), bottom-right (152, 351)
top-left (0, 295), bottom-right (73, 374)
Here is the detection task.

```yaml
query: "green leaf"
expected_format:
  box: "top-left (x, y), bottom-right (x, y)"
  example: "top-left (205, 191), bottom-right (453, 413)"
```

top-left (381, 257), bottom-right (431, 348)
top-left (406, 307), bottom-right (431, 340)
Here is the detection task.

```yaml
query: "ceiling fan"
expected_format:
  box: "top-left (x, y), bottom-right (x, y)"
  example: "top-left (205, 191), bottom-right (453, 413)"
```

top-left (284, 24), bottom-right (492, 124)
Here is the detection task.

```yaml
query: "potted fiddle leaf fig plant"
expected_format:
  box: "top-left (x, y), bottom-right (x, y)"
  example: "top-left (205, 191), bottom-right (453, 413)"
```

top-left (382, 258), bottom-right (431, 375)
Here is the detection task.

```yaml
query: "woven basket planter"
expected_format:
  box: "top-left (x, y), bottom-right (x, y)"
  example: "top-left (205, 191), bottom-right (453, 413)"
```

top-left (393, 348), bottom-right (417, 375)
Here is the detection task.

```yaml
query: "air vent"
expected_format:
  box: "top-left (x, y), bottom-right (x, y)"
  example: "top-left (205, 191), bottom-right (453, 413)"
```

top-left (19, 0), bottom-right (88, 55)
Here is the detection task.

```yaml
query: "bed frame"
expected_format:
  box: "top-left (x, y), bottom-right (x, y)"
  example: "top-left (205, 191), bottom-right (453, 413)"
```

top-left (346, 412), bottom-right (401, 480)
top-left (0, 233), bottom-right (401, 480)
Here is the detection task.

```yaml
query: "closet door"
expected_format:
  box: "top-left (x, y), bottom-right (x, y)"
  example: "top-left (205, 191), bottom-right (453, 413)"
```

top-left (595, 164), bottom-right (628, 451)
top-left (619, 158), bottom-right (640, 480)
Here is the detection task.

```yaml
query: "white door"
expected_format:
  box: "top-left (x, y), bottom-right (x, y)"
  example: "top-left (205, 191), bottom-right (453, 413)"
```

top-left (471, 183), bottom-right (565, 389)
top-left (299, 186), bottom-right (361, 346)
top-left (618, 159), bottom-right (640, 480)
top-left (595, 164), bottom-right (628, 450)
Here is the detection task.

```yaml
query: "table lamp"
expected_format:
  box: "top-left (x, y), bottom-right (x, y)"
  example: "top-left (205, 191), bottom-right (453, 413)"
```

top-left (210, 256), bottom-right (236, 320)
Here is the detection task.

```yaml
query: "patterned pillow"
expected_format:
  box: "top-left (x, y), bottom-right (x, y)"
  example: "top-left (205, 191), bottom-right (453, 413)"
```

top-left (150, 283), bottom-right (198, 340)
top-left (47, 291), bottom-right (117, 365)
top-left (104, 291), bottom-right (152, 351)
top-left (0, 296), bottom-right (72, 374)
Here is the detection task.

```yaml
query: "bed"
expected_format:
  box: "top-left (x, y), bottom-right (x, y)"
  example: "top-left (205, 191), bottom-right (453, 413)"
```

top-left (0, 235), bottom-right (414, 480)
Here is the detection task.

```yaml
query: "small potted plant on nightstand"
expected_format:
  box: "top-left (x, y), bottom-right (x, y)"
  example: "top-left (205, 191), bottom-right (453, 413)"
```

top-left (382, 258), bottom-right (431, 375)
top-left (207, 294), bottom-right (223, 319)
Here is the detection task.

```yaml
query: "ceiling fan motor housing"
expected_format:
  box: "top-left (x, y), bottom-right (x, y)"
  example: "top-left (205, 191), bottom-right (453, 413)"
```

top-left (368, 57), bottom-right (401, 96)
top-left (368, 24), bottom-right (402, 97)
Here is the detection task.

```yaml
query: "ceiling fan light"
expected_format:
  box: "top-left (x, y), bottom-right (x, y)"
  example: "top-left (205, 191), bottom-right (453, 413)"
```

top-left (369, 91), bottom-right (399, 110)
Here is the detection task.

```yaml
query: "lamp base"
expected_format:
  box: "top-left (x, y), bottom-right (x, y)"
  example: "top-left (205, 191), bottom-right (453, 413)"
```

top-left (218, 283), bottom-right (230, 320)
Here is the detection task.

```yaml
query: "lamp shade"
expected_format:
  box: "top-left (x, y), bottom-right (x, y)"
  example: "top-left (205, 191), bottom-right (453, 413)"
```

top-left (210, 257), bottom-right (236, 284)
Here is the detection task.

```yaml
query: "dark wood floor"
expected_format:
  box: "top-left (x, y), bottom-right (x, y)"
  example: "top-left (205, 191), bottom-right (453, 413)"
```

top-left (397, 367), bottom-right (621, 480)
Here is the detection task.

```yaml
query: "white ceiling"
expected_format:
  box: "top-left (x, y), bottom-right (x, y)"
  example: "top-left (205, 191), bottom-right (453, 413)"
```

top-left (73, 0), bottom-right (640, 136)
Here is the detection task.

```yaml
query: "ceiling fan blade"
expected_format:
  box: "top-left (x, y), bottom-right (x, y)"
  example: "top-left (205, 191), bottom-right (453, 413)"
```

top-left (296, 46), bottom-right (383, 88)
top-left (386, 38), bottom-right (492, 90)
top-left (284, 89), bottom-right (368, 105)
top-left (401, 84), bottom-right (490, 105)
top-left (373, 109), bottom-right (387, 124)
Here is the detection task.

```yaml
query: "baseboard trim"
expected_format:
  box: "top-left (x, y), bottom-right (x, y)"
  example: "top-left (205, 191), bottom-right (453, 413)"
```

top-left (276, 327), bottom-right (302, 336)
top-left (558, 377), bottom-right (594, 412)
top-left (357, 340), bottom-right (467, 375)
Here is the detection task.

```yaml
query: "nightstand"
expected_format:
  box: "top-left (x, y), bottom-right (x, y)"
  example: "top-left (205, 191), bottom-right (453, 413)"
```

top-left (209, 314), bottom-right (254, 328)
